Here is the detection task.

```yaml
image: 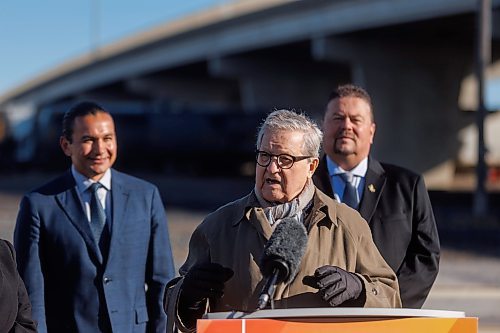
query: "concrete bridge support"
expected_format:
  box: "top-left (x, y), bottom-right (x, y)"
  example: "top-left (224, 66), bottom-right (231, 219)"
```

top-left (313, 36), bottom-right (473, 185)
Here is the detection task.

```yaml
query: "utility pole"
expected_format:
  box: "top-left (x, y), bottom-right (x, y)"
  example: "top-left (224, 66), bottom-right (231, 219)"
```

top-left (90, 0), bottom-right (101, 56)
top-left (473, 0), bottom-right (491, 218)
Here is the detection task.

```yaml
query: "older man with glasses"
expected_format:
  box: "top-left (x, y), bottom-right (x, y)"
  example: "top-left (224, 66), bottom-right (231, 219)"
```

top-left (165, 109), bottom-right (401, 333)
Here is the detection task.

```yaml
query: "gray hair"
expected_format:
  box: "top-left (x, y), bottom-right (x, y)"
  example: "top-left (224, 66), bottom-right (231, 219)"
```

top-left (256, 109), bottom-right (323, 157)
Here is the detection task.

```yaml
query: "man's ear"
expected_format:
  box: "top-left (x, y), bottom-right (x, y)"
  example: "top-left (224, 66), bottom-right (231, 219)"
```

top-left (370, 123), bottom-right (376, 144)
top-left (60, 136), bottom-right (72, 157)
top-left (308, 158), bottom-right (319, 177)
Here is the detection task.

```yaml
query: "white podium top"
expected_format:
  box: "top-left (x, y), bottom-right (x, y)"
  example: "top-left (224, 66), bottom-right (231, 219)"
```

top-left (204, 308), bottom-right (466, 320)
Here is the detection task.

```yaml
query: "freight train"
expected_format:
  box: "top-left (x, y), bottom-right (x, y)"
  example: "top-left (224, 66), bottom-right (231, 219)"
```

top-left (0, 101), bottom-right (267, 176)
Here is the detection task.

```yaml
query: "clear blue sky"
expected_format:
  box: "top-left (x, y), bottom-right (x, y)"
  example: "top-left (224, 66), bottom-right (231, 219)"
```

top-left (0, 0), bottom-right (233, 96)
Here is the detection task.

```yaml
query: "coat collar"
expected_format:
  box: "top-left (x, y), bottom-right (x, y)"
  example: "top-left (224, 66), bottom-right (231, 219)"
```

top-left (230, 191), bottom-right (274, 240)
top-left (312, 188), bottom-right (338, 228)
top-left (231, 188), bottom-right (338, 237)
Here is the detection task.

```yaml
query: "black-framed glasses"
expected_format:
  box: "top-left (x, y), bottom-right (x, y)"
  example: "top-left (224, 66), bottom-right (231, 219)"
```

top-left (255, 150), bottom-right (313, 169)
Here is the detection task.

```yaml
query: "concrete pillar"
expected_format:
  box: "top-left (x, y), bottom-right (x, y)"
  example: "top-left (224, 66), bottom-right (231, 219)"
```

top-left (313, 36), bottom-right (472, 185)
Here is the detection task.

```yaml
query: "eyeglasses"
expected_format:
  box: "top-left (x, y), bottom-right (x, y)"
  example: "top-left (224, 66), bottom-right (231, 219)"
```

top-left (255, 150), bottom-right (313, 169)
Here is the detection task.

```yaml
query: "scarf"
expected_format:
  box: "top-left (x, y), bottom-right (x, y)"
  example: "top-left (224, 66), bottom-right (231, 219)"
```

top-left (254, 179), bottom-right (315, 228)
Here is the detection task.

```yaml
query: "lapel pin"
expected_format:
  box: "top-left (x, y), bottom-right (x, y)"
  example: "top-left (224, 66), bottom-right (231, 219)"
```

top-left (368, 184), bottom-right (376, 193)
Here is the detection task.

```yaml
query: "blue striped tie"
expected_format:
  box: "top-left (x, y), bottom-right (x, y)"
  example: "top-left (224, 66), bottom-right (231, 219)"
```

top-left (340, 172), bottom-right (359, 209)
top-left (89, 183), bottom-right (106, 245)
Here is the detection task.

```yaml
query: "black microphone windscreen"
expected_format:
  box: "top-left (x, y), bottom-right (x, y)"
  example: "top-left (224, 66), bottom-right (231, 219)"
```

top-left (260, 216), bottom-right (308, 284)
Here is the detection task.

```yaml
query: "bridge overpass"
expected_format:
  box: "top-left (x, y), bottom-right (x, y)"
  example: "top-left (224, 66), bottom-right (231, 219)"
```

top-left (1, 0), bottom-right (500, 188)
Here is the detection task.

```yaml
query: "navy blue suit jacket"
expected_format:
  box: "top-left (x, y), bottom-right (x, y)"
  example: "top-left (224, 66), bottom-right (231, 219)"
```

top-left (14, 169), bottom-right (175, 333)
top-left (313, 156), bottom-right (440, 308)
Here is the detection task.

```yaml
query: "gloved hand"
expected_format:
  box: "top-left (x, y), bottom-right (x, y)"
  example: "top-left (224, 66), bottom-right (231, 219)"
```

top-left (303, 265), bottom-right (363, 307)
top-left (179, 262), bottom-right (234, 311)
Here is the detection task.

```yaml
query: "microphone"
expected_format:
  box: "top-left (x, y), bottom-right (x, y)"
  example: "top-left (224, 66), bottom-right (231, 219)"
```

top-left (257, 216), bottom-right (308, 310)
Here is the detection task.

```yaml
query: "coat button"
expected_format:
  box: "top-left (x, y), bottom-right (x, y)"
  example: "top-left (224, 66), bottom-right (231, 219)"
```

top-left (371, 288), bottom-right (378, 295)
top-left (104, 277), bottom-right (112, 284)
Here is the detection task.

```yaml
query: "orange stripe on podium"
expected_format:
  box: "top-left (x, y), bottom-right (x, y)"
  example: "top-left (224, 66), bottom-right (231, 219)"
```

top-left (198, 317), bottom-right (478, 333)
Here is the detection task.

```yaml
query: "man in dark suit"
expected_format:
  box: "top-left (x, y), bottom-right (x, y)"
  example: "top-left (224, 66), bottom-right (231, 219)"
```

top-left (14, 101), bottom-right (175, 333)
top-left (313, 84), bottom-right (440, 308)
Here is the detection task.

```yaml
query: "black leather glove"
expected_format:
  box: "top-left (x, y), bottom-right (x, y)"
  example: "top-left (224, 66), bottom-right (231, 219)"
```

top-left (303, 265), bottom-right (363, 307)
top-left (179, 262), bottom-right (234, 311)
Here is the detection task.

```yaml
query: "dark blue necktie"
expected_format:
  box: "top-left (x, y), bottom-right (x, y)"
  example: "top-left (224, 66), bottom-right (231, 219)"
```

top-left (340, 172), bottom-right (359, 209)
top-left (89, 182), bottom-right (106, 246)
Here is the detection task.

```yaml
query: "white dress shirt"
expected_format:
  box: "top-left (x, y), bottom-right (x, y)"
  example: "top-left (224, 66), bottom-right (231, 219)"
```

top-left (71, 165), bottom-right (111, 223)
top-left (325, 156), bottom-right (368, 204)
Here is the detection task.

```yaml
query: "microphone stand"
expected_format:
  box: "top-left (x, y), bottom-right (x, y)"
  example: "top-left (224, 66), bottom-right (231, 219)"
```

top-left (256, 267), bottom-right (279, 310)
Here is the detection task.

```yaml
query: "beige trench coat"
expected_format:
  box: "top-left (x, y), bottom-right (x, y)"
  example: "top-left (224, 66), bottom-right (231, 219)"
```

top-left (166, 188), bottom-right (401, 332)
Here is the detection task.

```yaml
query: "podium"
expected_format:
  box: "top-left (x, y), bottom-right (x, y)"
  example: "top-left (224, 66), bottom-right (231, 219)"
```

top-left (199, 308), bottom-right (477, 333)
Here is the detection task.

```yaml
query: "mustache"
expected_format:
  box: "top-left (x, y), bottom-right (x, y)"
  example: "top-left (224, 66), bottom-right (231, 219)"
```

top-left (335, 133), bottom-right (355, 140)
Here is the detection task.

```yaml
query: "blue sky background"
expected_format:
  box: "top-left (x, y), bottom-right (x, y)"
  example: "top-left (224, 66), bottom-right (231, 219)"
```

top-left (3, 1), bottom-right (500, 109)
top-left (0, 0), bottom-right (233, 96)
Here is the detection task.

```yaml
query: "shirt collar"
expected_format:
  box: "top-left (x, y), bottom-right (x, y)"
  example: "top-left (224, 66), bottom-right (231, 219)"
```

top-left (71, 165), bottom-right (112, 192)
top-left (325, 156), bottom-right (368, 178)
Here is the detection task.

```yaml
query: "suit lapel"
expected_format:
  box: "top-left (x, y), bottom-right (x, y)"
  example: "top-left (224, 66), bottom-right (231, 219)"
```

top-left (359, 158), bottom-right (386, 223)
top-left (107, 171), bottom-right (130, 264)
top-left (55, 172), bottom-right (103, 264)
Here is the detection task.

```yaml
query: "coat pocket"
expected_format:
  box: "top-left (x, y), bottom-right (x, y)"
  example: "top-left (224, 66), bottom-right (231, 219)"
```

top-left (135, 305), bottom-right (149, 324)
